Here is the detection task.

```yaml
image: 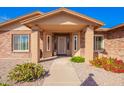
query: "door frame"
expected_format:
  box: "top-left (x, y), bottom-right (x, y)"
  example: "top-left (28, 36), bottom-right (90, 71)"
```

top-left (53, 33), bottom-right (70, 56)
top-left (57, 36), bottom-right (67, 55)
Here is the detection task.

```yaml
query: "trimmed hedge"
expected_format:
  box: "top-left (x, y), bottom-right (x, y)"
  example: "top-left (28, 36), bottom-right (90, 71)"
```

top-left (71, 56), bottom-right (85, 63)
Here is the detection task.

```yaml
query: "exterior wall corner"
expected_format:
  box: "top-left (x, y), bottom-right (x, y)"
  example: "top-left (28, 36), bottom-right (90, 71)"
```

top-left (85, 26), bottom-right (94, 62)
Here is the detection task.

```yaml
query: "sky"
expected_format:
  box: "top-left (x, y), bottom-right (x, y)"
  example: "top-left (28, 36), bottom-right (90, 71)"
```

top-left (0, 7), bottom-right (124, 28)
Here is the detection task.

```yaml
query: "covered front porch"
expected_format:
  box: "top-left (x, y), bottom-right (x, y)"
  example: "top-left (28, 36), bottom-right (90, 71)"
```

top-left (23, 8), bottom-right (103, 63)
top-left (39, 24), bottom-right (86, 58)
top-left (30, 24), bottom-right (94, 63)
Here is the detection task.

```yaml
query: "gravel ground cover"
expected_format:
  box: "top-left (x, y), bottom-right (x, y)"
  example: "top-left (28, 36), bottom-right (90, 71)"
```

top-left (0, 57), bottom-right (123, 86)
top-left (71, 62), bottom-right (124, 86)
top-left (0, 59), bottom-right (53, 86)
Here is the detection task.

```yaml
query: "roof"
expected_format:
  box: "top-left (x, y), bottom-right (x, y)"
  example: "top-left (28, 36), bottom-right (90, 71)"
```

top-left (95, 24), bottom-right (124, 32)
top-left (22, 8), bottom-right (104, 26)
top-left (95, 28), bottom-right (110, 32)
top-left (0, 11), bottom-right (43, 27)
top-left (108, 23), bottom-right (124, 31)
top-left (0, 8), bottom-right (104, 28)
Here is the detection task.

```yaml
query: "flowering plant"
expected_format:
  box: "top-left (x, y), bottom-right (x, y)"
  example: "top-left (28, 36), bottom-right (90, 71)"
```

top-left (90, 57), bottom-right (124, 73)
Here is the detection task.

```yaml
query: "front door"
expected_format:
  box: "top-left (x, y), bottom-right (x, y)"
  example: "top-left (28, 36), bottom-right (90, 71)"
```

top-left (57, 36), bottom-right (66, 55)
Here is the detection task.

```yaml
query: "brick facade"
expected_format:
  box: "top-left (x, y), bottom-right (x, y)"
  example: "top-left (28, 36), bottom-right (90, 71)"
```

top-left (1, 8), bottom-right (124, 62)
top-left (105, 30), bottom-right (124, 60)
top-left (0, 31), bottom-right (31, 59)
top-left (94, 30), bottom-right (124, 60)
top-left (1, 28), bottom-right (124, 61)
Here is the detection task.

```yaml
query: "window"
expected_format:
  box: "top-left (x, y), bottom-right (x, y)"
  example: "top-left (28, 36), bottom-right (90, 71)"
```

top-left (66, 36), bottom-right (70, 50)
top-left (13, 35), bottom-right (29, 52)
top-left (47, 35), bottom-right (51, 51)
top-left (73, 34), bottom-right (78, 51)
top-left (94, 35), bottom-right (104, 51)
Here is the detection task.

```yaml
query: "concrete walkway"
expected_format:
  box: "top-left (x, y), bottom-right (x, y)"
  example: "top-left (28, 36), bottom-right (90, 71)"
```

top-left (43, 57), bottom-right (124, 86)
top-left (43, 57), bottom-right (81, 86)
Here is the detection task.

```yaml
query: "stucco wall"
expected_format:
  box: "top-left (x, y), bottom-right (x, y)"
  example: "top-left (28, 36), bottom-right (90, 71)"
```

top-left (34, 13), bottom-right (97, 26)
top-left (42, 32), bottom-right (53, 58)
top-left (71, 29), bottom-right (89, 58)
top-left (85, 26), bottom-right (94, 61)
top-left (31, 30), bottom-right (40, 63)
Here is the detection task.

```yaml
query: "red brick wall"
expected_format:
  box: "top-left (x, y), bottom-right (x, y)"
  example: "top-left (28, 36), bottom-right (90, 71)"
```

top-left (105, 30), bottom-right (124, 60)
top-left (1, 29), bottom-right (124, 60)
top-left (94, 30), bottom-right (124, 60)
top-left (0, 31), bottom-right (31, 59)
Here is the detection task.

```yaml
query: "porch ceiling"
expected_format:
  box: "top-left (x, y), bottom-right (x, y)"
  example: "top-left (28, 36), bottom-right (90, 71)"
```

top-left (38, 24), bottom-right (86, 32)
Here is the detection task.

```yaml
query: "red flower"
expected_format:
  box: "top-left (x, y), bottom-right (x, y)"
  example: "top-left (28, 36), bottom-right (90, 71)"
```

top-left (90, 57), bottom-right (124, 73)
top-left (115, 59), bottom-right (123, 64)
top-left (111, 68), bottom-right (124, 73)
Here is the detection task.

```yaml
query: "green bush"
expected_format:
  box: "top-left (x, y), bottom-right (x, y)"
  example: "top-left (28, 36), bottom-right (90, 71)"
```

top-left (8, 63), bottom-right (45, 82)
top-left (0, 83), bottom-right (10, 86)
top-left (71, 56), bottom-right (85, 63)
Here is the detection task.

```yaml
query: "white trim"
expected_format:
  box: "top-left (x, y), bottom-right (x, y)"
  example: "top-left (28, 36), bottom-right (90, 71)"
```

top-left (94, 34), bottom-right (104, 52)
top-left (46, 35), bottom-right (51, 51)
top-left (13, 50), bottom-right (29, 53)
top-left (13, 34), bottom-right (29, 52)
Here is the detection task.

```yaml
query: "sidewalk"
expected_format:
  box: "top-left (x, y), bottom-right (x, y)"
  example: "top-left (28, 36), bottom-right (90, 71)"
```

top-left (43, 57), bottom-right (81, 86)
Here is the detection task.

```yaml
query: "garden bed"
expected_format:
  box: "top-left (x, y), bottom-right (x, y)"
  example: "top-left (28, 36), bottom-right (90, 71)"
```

top-left (90, 57), bottom-right (124, 73)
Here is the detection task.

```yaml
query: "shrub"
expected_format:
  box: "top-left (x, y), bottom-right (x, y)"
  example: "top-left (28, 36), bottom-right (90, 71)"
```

top-left (90, 57), bottom-right (124, 73)
top-left (8, 63), bottom-right (45, 82)
top-left (71, 56), bottom-right (85, 63)
top-left (0, 83), bottom-right (10, 86)
top-left (90, 57), bottom-right (102, 68)
top-left (90, 57), bottom-right (108, 68)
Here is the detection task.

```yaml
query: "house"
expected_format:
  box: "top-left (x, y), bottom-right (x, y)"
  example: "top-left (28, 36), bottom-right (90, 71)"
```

top-left (0, 8), bottom-right (124, 63)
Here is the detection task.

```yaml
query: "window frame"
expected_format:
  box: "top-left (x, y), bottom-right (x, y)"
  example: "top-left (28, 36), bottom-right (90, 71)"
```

top-left (73, 34), bottom-right (78, 51)
top-left (46, 35), bottom-right (51, 51)
top-left (94, 35), bottom-right (104, 52)
top-left (12, 34), bottom-right (30, 52)
top-left (66, 35), bottom-right (70, 50)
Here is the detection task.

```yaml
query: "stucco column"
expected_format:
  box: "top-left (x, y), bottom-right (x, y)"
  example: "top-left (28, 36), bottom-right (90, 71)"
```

top-left (31, 30), bottom-right (40, 63)
top-left (85, 25), bottom-right (94, 62)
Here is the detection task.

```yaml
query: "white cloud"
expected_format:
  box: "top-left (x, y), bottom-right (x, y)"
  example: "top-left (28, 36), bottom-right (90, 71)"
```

top-left (0, 16), bottom-right (10, 23)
